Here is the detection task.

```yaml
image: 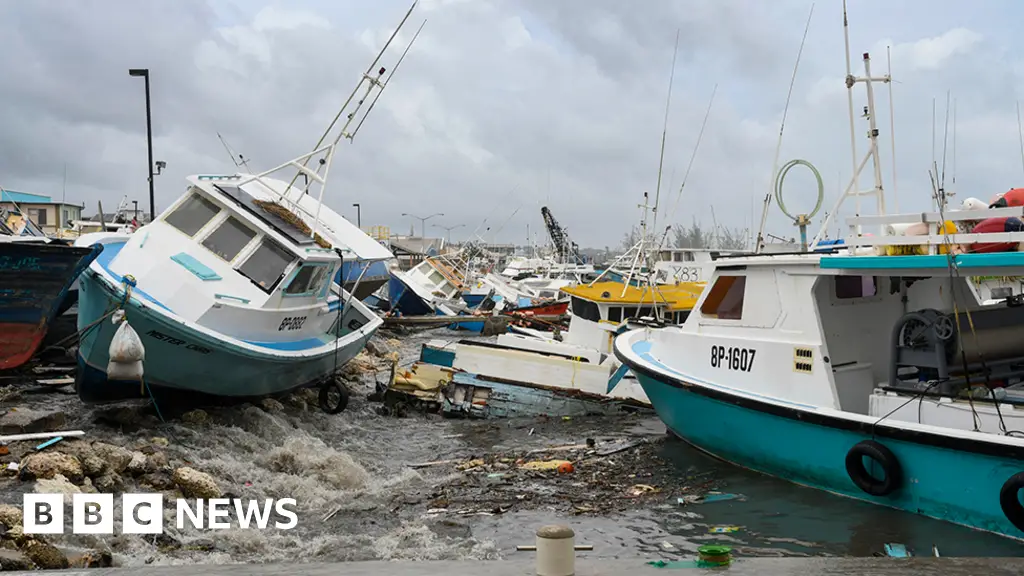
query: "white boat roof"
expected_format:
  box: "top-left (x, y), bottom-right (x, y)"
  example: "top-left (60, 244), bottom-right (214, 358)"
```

top-left (187, 173), bottom-right (393, 262)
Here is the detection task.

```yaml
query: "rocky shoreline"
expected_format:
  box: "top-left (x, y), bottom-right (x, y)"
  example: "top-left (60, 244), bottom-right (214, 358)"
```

top-left (0, 333), bottom-right (402, 571)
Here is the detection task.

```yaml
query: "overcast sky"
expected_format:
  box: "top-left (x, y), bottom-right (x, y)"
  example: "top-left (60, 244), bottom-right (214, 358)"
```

top-left (2, 0), bottom-right (1022, 248)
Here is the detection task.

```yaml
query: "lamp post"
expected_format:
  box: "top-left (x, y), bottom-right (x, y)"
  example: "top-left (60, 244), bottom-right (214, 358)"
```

top-left (352, 203), bottom-right (361, 228)
top-left (432, 223), bottom-right (464, 245)
top-left (401, 212), bottom-right (443, 238)
top-left (128, 68), bottom-right (165, 221)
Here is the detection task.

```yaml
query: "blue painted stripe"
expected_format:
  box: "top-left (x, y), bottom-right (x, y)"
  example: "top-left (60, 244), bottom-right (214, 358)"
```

top-left (170, 252), bottom-right (222, 281)
top-left (821, 252), bottom-right (1024, 270)
top-left (239, 336), bottom-right (330, 351)
top-left (93, 241), bottom-right (174, 313)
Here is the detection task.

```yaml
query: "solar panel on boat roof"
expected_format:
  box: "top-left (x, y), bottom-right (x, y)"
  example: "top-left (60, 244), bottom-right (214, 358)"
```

top-left (215, 185), bottom-right (315, 246)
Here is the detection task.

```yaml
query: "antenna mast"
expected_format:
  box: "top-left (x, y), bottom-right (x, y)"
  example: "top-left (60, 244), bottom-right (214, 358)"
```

top-left (651, 29), bottom-right (680, 236)
top-left (754, 3), bottom-right (814, 253)
top-left (808, 1), bottom-right (891, 248)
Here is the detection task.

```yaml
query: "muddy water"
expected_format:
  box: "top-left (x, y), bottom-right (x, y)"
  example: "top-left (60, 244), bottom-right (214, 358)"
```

top-left (4, 327), bottom-right (1022, 566)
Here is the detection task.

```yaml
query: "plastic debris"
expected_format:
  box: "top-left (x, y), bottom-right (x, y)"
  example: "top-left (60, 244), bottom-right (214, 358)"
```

top-left (646, 560), bottom-right (701, 569)
top-left (708, 526), bottom-right (741, 534)
top-left (697, 545), bottom-right (732, 566)
top-left (107, 312), bottom-right (145, 380)
top-left (456, 459), bottom-right (485, 471)
top-left (884, 543), bottom-right (910, 558)
top-left (520, 460), bottom-right (572, 471)
top-left (35, 437), bottom-right (63, 451)
top-left (677, 492), bottom-right (743, 505)
top-left (627, 484), bottom-right (659, 497)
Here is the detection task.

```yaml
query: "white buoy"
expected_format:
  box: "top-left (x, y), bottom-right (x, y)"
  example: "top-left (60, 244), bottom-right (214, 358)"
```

top-left (535, 525), bottom-right (574, 576)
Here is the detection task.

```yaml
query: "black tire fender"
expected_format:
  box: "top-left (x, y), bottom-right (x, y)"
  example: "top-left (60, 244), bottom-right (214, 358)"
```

top-left (845, 440), bottom-right (902, 496)
top-left (318, 380), bottom-right (350, 415)
top-left (999, 472), bottom-right (1024, 532)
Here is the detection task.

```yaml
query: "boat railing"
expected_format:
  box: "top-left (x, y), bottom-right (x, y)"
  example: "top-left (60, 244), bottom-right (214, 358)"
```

top-left (841, 206), bottom-right (1024, 253)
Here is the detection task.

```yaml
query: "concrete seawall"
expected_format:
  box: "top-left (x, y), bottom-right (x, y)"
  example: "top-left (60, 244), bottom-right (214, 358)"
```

top-left (20, 558), bottom-right (1024, 576)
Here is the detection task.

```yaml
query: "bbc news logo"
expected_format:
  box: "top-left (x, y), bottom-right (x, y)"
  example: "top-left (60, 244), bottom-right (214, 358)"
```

top-left (23, 494), bottom-right (298, 534)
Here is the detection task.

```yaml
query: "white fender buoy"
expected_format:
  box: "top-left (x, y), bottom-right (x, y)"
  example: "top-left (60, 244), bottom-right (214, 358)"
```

top-left (535, 525), bottom-right (574, 576)
top-left (107, 310), bottom-right (145, 380)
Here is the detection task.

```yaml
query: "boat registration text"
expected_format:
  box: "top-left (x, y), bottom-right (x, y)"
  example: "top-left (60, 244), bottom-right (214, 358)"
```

top-left (710, 346), bottom-right (755, 372)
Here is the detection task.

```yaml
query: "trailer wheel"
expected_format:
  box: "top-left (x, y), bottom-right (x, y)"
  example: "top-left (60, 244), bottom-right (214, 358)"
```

top-left (319, 380), bottom-right (350, 414)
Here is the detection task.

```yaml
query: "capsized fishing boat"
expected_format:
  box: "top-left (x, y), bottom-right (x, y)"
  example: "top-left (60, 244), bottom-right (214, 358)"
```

top-left (73, 4), bottom-right (424, 408)
top-left (0, 235), bottom-right (102, 370)
top-left (615, 20), bottom-right (1024, 539)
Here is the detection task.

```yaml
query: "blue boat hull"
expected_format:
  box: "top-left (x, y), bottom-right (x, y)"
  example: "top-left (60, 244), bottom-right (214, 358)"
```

top-left (420, 343), bottom-right (455, 367)
top-left (338, 259), bottom-right (389, 301)
top-left (76, 257), bottom-right (369, 403)
top-left (618, 341), bottom-right (1024, 539)
top-left (462, 293), bottom-right (486, 308)
top-left (387, 274), bottom-right (433, 316)
top-left (0, 242), bottom-right (102, 370)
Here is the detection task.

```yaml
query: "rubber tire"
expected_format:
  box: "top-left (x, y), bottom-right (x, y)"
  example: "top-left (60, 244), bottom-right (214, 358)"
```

top-left (845, 440), bottom-right (902, 496)
top-left (999, 472), bottom-right (1024, 532)
top-left (318, 381), bottom-right (350, 415)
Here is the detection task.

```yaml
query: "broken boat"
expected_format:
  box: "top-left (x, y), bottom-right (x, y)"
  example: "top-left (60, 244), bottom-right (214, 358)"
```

top-left (0, 234), bottom-right (102, 370)
top-left (72, 4), bottom-right (423, 408)
top-left (419, 280), bottom-right (703, 408)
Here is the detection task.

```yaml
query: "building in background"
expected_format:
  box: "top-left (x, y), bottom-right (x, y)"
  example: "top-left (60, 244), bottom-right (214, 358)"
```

top-left (0, 190), bottom-right (84, 235)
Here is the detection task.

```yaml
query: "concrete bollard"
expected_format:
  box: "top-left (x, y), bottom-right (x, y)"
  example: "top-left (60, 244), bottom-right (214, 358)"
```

top-left (536, 525), bottom-right (575, 576)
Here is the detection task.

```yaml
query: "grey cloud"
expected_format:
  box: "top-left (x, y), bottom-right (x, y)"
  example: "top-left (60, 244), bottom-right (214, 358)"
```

top-left (0, 0), bottom-right (1018, 248)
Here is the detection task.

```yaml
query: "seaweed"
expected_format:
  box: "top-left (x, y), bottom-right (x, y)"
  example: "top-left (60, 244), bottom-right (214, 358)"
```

top-left (252, 199), bottom-right (332, 249)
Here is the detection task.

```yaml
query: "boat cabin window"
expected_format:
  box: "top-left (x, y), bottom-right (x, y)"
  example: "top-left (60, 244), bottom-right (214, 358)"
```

top-left (659, 250), bottom-right (672, 262)
top-left (165, 192), bottom-right (221, 237)
top-left (672, 252), bottom-right (684, 262)
top-left (700, 275), bottom-right (745, 320)
top-left (570, 296), bottom-right (601, 322)
top-left (284, 263), bottom-right (332, 297)
top-left (202, 217), bottom-right (256, 262)
top-left (237, 238), bottom-right (295, 292)
top-left (623, 305), bottom-right (654, 320)
top-left (607, 306), bottom-right (622, 323)
top-left (835, 275), bottom-right (878, 299)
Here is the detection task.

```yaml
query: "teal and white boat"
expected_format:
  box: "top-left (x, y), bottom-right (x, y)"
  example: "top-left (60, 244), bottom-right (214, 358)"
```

top-left (73, 4), bottom-right (423, 409)
top-left (615, 7), bottom-right (1024, 540)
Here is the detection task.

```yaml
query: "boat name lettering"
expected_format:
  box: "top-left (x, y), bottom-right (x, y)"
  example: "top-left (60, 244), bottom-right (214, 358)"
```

top-left (710, 346), bottom-right (755, 372)
top-left (674, 267), bottom-right (699, 282)
top-left (278, 316), bottom-right (307, 331)
top-left (145, 330), bottom-right (212, 354)
top-left (0, 256), bottom-right (43, 272)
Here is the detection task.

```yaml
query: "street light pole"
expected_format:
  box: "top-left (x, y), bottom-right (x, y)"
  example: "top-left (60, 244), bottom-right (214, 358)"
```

top-left (128, 69), bottom-right (156, 221)
top-left (432, 223), bottom-right (464, 245)
top-left (401, 212), bottom-right (443, 238)
top-left (352, 203), bottom-right (361, 228)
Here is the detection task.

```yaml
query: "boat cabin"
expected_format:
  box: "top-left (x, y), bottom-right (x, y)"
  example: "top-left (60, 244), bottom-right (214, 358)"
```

top-left (674, 226), bottom-right (1024, 434)
top-left (654, 248), bottom-right (744, 284)
top-left (560, 281), bottom-right (701, 355)
top-left (98, 173), bottom-right (392, 344)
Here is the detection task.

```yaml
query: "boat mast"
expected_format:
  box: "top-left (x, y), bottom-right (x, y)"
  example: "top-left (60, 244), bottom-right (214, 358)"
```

top-left (754, 4), bottom-right (814, 253)
top-left (808, 1), bottom-right (890, 248)
top-left (237, 3), bottom-right (424, 245)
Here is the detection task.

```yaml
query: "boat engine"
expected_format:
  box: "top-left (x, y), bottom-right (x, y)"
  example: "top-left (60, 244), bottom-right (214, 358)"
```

top-left (889, 305), bottom-right (1024, 394)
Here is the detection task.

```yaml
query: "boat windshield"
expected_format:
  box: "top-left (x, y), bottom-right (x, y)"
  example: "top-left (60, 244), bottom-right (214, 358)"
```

top-left (237, 238), bottom-right (295, 292)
